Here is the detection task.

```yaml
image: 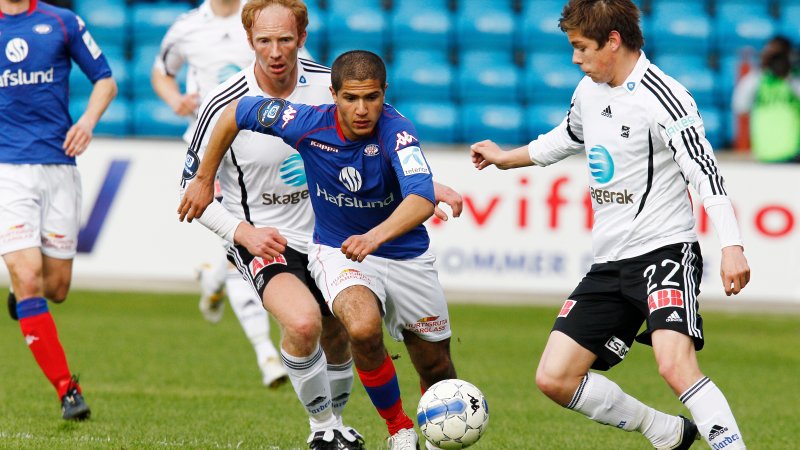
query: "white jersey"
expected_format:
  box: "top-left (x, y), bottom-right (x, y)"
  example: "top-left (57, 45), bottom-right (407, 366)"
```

top-left (529, 52), bottom-right (734, 263)
top-left (153, 1), bottom-right (253, 142)
top-left (182, 58), bottom-right (333, 253)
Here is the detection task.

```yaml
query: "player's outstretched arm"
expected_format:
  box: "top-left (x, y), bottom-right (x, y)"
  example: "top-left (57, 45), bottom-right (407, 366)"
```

top-left (432, 181), bottom-right (463, 221)
top-left (178, 100), bottom-right (241, 222)
top-left (470, 140), bottom-right (535, 170)
top-left (720, 245), bottom-right (750, 296)
top-left (64, 77), bottom-right (118, 157)
top-left (341, 194), bottom-right (434, 262)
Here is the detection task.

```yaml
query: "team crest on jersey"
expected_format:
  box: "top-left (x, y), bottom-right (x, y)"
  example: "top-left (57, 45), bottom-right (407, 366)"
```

top-left (394, 131), bottom-right (417, 151)
top-left (397, 146), bottom-right (429, 176)
top-left (182, 149), bottom-right (199, 181)
top-left (363, 144), bottom-right (379, 156)
top-left (5, 38), bottom-right (28, 63)
top-left (281, 105), bottom-right (297, 129)
top-left (339, 167), bottom-right (362, 192)
top-left (33, 24), bottom-right (52, 34)
top-left (257, 99), bottom-right (285, 128)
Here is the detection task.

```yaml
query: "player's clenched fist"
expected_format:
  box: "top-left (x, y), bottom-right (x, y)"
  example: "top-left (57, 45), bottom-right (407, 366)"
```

top-left (234, 223), bottom-right (287, 261)
top-left (470, 140), bottom-right (502, 170)
top-left (341, 234), bottom-right (380, 263)
top-left (178, 178), bottom-right (213, 222)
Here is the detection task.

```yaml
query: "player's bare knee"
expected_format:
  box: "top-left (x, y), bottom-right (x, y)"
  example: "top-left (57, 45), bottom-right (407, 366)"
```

top-left (535, 369), bottom-right (574, 405)
top-left (346, 322), bottom-right (383, 354)
top-left (284, 315), bottom-right (322, 345)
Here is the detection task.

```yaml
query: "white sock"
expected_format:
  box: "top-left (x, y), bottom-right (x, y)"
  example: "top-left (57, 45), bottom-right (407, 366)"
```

top-left (568, 372), bottom-right (681, 447)
top-left (282, 345), bottom-right (337, 432)
top-left (327, 359), bottom-right (354, 418)
top-left (225, 271), bottom-right (278, 362)
top-left (681, 377), bottom-right (746, 449)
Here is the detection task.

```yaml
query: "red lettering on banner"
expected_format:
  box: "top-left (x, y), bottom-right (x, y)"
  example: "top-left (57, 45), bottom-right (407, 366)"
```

top-left (755, 205), bottom-right (794, 237)
top-left (464, 196), bottom-right (501, 226)
top-left (647, 289), bottom-right (684, 313)
top-left (558, 300), bottom-right (576, 317)
top-left (249, 254), bottom-right (287, 277)
top-left (518, 177), bottom-right (529, 229)
top-left (583, 193), bottom-right (594, 230)
top-left (547, 176), bottom-right (569, 229)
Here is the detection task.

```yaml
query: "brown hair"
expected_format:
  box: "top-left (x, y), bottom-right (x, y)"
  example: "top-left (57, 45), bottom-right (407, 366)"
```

top-left (241, 0), bottom-right (309, 39)
top-left (559, 0), bottom-right (644, 51)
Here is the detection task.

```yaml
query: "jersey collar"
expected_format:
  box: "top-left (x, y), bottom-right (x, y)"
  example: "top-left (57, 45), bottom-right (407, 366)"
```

top-left (0, 0), bottom-right (37, 18)
top-left (199, 0), bottom-right (244, 19)
top-left (620, 51), bottom-right (650, 94)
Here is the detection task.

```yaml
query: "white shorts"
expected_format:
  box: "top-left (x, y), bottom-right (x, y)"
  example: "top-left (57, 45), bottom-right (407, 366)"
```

top-left (0, 164), bottom-right (82, 259)
top-left (308, 243), bottom-right (451, 343)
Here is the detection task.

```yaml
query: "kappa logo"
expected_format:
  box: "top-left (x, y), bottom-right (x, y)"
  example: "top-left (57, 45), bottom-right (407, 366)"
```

top-left (601, 105), bottom-right (613, 118)
top-left (281, 104), bottom-right (297, 129)
top-left (666, 311), bottom-right (683, 323)
top-left (394, 130), bottom-right (417, 150)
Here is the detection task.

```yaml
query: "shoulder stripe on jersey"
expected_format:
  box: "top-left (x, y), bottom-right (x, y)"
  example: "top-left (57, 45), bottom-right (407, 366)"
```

top-left (189, 76), bottom-right (247, 151)
top-left (566, 102), bottom-right (583, 144)
top-left (229, 148), bottom-right (252, 224)
top-left (642, 76), bottom-right (725, 195)
top-left (645, 70), bottom-right (688, 116)
top-left (299, 58), bottom-right (330, 70)
top-left (634, 131), bottom-right (655, 220)
top-left (302, 67), bottom-right (331, 74)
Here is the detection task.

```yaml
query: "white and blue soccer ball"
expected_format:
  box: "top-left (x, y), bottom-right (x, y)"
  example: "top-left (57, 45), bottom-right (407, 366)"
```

top-left (417, 379), bottom-right (489, 449)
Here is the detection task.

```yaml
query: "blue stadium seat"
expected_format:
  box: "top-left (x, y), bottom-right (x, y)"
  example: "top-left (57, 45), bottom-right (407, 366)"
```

top-left (131, 2), bottom-right (192, 47)
top-left (327, 0), bottom-right (383, 13)
top-left (394, 0), bottom-right (448, 9)
top-left (455, 4), bottom-right (516, 51)
top-left (458, 0), bottom-right (513, 14)
top-left (520, 0), bottom-right (571, 54)
top-left (325, 7), bottom-right (387, 65)
top-left (715, 3), bottom-right (777, 51)
top-left (131, 99), bottom-right (189, 137)
top-left (526, 103), bottom-right (568, 138)
top-left (70, 96), bottom-right (130, 136)
top-left (778, 4), bottom-right (800, 44)
top-left (390, 2), bottom-right (453, 51)
top-left (697, 105), bottom-right (726, 149)
top-left (131, 45), bottom-right (162, 100)
top-left (393, 102), bottom-right (458, 143)
top-left (523, 52), bottom-right (583, 104)
top-left (461, 103), bottom-right (525, 145)
top-left (304, 5), bottom-right (327, 60)
top-left (656, 57), bottom-right (715, 106)
top-left (459, 50), bottom-right (513, 67)
top-left (70, 56), bottom-right (130, 99)
top-left (649, 2), bottom-right (712, 56)
top-left (391, 51), bottom-right (454, 101)
top-left (74, 1), bottom-right (128, 49)
top-left (457, 60), bottom-right (521, 103)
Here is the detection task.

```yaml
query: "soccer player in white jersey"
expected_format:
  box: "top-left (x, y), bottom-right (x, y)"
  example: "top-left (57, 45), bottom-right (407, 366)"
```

top-left (151, 0), bottom-right (289, 388)
top-left (1, 0), bottom-right (117, 420)
top-left (471, 1), bottom-right (749, 449)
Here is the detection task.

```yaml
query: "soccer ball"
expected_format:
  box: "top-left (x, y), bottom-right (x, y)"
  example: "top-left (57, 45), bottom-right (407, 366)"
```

top-left (417, 379), bottom-right (489, 449)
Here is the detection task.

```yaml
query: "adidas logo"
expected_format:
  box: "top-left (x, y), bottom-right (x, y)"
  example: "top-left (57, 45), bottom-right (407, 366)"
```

top-left (709, 424), bottom-right (729, 440)
top-left (666, 311), bottom-right (683, 323)
top-left (601, 105), bottom-right (613, 118)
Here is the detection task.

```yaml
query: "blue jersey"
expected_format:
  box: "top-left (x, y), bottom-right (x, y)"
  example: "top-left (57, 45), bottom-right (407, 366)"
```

top-left (236, 96), bottom-right (435, 259)
top-left (0, 1), bottom-right (112, 165)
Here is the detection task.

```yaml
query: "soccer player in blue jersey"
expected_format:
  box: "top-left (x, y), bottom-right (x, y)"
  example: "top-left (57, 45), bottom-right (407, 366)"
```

top-left (179, 50), bottom-right (456, 450)
top-left (0, 0), bottom-right (117, 420)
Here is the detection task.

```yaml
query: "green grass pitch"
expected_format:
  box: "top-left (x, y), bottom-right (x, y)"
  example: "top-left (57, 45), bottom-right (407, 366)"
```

top-left (0, 290), bottom-right (798, 449)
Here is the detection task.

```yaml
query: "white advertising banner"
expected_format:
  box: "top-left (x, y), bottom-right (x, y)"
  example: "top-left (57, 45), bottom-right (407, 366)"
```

top-left (1, 139), bottom-right (797, 303)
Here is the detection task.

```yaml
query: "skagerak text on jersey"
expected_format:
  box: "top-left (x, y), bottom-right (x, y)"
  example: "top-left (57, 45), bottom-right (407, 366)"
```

top-left (590, 187), bottom-right (635, 205)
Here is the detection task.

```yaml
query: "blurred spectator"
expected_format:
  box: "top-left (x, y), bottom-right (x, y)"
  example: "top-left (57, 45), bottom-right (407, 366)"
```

top-left (732, 36), bottom-right (800, 163)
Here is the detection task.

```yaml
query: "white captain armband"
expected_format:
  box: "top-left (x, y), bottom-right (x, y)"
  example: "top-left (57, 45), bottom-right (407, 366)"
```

top-left (703, 196), bottom-right (743, 249)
